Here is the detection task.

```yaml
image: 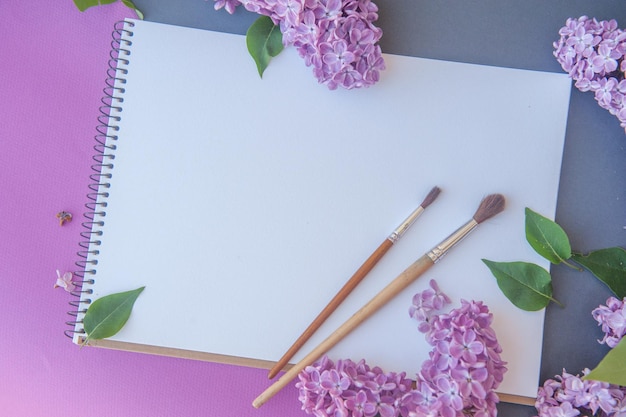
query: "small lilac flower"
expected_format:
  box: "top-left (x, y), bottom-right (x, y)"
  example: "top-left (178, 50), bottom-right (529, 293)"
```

top-left (296, 10), bottom-right (319, 38)
top-left (322, 40), bottom-right (355, 72)
top-left (314, 0), bottom-right (342, 21)
top-left (302, 366), bottom-right (324, 391)
top-left (566, 25), bottom-right (596, 54)
top-left (274, 0), bottom-right (303, 27)
top-left (349, 27), bottom-right (375, 56)
top-left (593, 296), bottom-right (626, 348)
top-left (363, 372), bottom-right (396, 394)
top-left (559, 371), bottom-right (589, 406)
top-left (320, 369), bottom-right (351, 396)
top-left (212, 0), bottom-right (242, 14)
top-left (586, 380), bottom-right (616, 414)
top-left (547, 402), bottom-right (580, 417)
top-left (434, 340), bottom-right (458, 371)
top-left (342, 66), bottom-right (365, 88)
top-left (613, 395), bottom-right (626, 417)
top-left (449, 328), bottom-right (484, 363)
top-left (358, 45), bottom-right (385, 83)
top-left (409, 279), bottom-right (452, 334)
top-left (373, 395), bottom-right (396, 417)
top-left (451, 366), bottom-right (489, 399)
top-left (54, 270), bottom-right (75, 293)
top-left (405, 382), bottom-right (437, 410)
top-left (592, 42), bottom-right (621, 73)
top-left (592, 77), bottom-right (618, 107)
top-left (435, 376), bottom-right (464, 414)
top-left (428, 279), bottom-right (453, 311)
top-left (345, 390), bottom-right (377, 417)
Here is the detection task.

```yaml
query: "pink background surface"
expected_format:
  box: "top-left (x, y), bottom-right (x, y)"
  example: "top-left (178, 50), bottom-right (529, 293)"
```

top-left (0, 1), bottom-right (305, 415)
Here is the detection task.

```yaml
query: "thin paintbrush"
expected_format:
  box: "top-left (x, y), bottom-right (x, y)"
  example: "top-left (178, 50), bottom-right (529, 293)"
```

top-left (267, 186), bottom-right (441, 379)
top-left (253, 194), bottom-right (505, 408)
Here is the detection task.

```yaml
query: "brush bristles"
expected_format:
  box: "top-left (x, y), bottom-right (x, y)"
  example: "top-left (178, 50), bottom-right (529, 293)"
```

top-left (473, 194), bottom-right (505, 224)
top-left (420, 186), bottom-right (441, 209)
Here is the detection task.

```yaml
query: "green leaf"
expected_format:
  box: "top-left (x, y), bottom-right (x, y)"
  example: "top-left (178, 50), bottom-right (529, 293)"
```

top-left (584, 336), bottom-right (626, 385)
top-left (482, 259), bottom-right (560, 311)
top-left (525, 207), bottom-right (572, 265)
top-left (73, 0), bottom-right (116, 12)
top-left (83, 286), bottom-right (145, 342)
top-left (246, 16), bottom-right (284, 78)
top-left (121, 0), bottom-right (144, 19)
top-left (572, 247), bottom-right (626, 298)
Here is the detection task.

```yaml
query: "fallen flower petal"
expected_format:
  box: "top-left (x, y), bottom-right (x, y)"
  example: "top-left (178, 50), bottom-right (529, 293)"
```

top-left (56, 211), bottom-right (73, 226)
top-left (54, 270), bottom-right (75, 293)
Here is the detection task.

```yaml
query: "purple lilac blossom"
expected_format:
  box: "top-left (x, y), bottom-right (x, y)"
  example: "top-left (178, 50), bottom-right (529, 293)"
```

top-left (408, 278), bottom-right (451, 333)
top-left (297, 356), bottom-right (414, 417)
top-left (296, 280), bottom-right (506, 417)
top-left (592, 296), bottom-right (626, 348)
top-left (534, 369), bottom-right (625, 417)
top-left (211, 0), bottom-right (385, 89)
top-left (410, 280), bottom-right (507, 417)
top-left (533, 297), bottom-right (626, 417)
top-left (553, 16), bottom-right (626, 133)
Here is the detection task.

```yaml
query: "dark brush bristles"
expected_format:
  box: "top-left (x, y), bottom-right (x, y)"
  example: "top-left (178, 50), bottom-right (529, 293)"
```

top-left (473, 194), bottom-right (506, 224)
top-left (420, 186), bottom-right (441, 209)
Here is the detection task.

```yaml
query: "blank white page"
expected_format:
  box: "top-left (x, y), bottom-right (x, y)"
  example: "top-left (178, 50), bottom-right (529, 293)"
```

top-left (76, 18), bottom-right (571, 400)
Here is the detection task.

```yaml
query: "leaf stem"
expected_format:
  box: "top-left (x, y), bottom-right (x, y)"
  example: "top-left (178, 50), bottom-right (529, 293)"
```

top-left (561, 258), bottom-right (584, 271)
top-left (549, 296), bottom-right (564, 308)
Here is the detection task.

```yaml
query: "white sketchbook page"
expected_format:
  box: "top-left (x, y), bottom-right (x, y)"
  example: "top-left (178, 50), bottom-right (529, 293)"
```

top-left (78, 19), bottom-right (571, 399)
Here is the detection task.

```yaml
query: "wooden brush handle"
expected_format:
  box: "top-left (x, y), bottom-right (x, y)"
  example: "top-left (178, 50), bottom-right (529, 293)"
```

top-left (268, 238), bottom-right (394, 379)
top-left (253, 254), bottom-right (434, 408)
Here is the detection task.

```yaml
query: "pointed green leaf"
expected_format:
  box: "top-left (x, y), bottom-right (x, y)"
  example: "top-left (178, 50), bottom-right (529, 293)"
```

top-left (121, 0), bottom-right (144, 19)
top-left (73, 0), bottom-right (117, 12)
top-left (482, 259), bottom-right (560, 311)
top-left (572, 247), bottom-right (626, 298)
top-left (525, 207), bottom-right (572, 265)
top-left (246, 16), bottom-right (284, 78)
top-left (83, 286), bottom-right (145, 341)
top-left (584, 336), bottom-right (626, 385)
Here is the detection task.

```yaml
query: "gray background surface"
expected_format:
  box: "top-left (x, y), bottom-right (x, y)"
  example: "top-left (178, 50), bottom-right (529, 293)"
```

top-left (131, 1), bottom-right (625, 415)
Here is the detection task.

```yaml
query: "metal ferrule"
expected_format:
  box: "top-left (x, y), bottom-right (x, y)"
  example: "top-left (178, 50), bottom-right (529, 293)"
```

top-left (427, 218), bottom-right (478, 263)
top-left (388, 206), bottom-right (425, 243)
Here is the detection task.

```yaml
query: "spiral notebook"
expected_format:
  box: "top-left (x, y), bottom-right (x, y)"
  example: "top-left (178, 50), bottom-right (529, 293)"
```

top-left (68, 18), bottom-right (571, 402)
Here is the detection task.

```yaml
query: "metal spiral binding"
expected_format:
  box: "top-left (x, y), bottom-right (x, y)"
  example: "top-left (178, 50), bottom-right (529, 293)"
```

top-left (65, 20), bottom-right (135, 340)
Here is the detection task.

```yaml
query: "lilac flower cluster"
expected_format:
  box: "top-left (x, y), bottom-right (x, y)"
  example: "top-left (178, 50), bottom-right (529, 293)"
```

top-left (535, 369), bottom-right (626, 417)
top-left (534, 297), bottom-right (626, 417)
top-left (410, 280), bottom-right (507, 417)
top-left (553, 16), bottom-right (626, 133)
top-left (296, 356), bottom-right (415, 417)
top-left (296, 280), bottom-right (507, 417)
top-left (409, 278), bottom-right (452, 334)
top-left (592, 296), bottom-right (626, 348)
top-left (212, 0), bottom-right (385, 89)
